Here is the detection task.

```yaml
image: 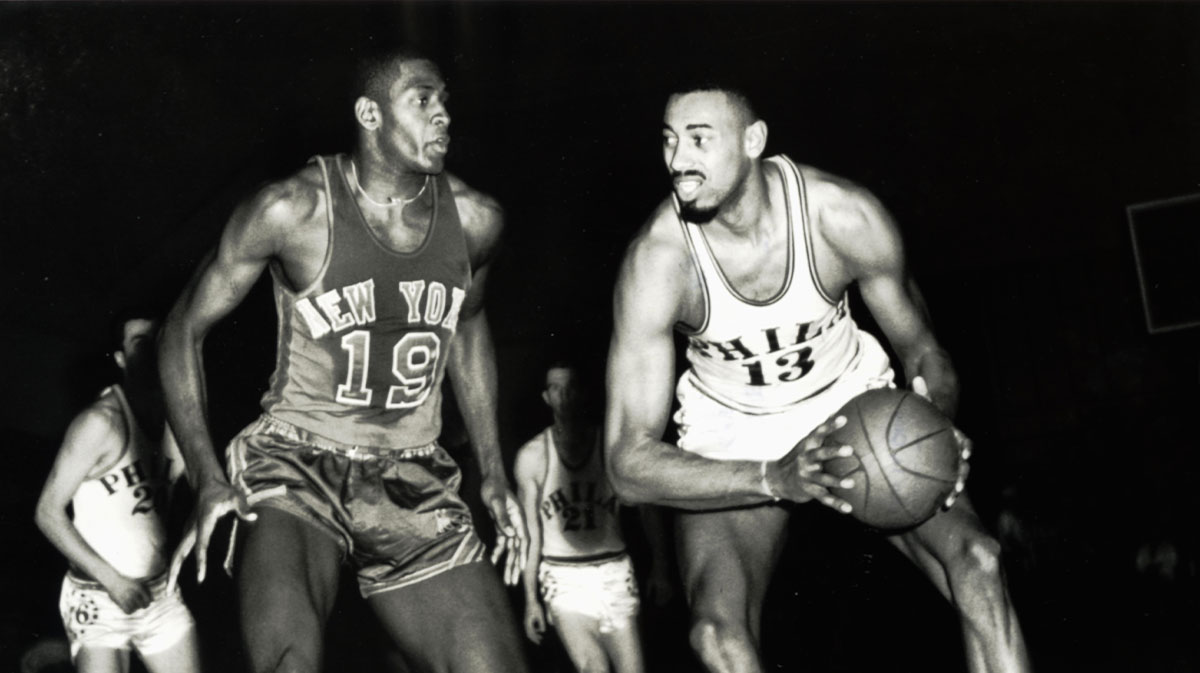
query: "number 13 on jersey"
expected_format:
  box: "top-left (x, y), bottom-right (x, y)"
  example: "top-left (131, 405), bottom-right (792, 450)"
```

top-left (335, 330), bottom-right (441, 409)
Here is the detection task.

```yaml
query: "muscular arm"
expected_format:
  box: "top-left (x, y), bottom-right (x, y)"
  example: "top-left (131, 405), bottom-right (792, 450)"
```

top-left (817, 189), bottom-right (959, 417)
top-left (159, 188), bottom-right (289, 488)
top-left (443, 178), bottom-right (508, 492)
top-left (159, 179), bottom-right (313, 581)
top-left (443, 175), bottom-right (526, 579)
top-left (604, 226), bottom-right (773, 509)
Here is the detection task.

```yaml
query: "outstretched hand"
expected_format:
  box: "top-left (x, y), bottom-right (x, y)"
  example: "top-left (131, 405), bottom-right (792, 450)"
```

top-left (167, 480), bottom-right (256, 594)
top-left (765, 414), bottom-right (856, 512)
top-left (911, 376), bottom-right (971, 509)
top-left (482, 475), bottom-right (527, 586)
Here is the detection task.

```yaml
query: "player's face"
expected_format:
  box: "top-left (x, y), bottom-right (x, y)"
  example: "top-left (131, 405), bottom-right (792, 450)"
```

top-left (662, 91), bottom-right (751, 222)
top-left (117, 319), bottom-right (158, 376)
top-left (378, 59), bottom-right (451, 174)
top-left (543, 367), bottom-right (578, 417)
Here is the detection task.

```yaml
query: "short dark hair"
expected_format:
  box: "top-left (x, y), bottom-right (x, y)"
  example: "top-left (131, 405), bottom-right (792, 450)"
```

top-left (109, 306), bottom-right (160, 353)
top-left (353, 48), bottom-right (435, 103)
top-left (667, 79), bottom-right (759, 127)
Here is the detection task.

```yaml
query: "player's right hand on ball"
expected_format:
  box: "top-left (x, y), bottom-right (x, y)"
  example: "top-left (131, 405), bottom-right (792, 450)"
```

top-left (168, 479), bottom-right (255, 592)
top-left (766, 414), bottom-right (856, 513)
top-left (105, 575), bottom-right (152, 614)
top-left (523, 602), bottom-right (546, 645)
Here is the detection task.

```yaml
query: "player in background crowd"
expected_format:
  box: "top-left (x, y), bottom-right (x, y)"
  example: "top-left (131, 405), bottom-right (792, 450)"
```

top-left (605, 82), bottom-right (1030, 673)
top-left (516, 362), bottom-right (673, 673)
top-left (35, 312), bottom-right (202, 673)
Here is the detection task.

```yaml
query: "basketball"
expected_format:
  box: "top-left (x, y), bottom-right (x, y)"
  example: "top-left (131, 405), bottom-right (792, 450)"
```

top-left (824, 388), bottom-right (961, 531)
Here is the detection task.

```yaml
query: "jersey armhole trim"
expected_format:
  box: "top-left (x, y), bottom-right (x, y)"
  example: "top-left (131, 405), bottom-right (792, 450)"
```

top-left (779, 154), bottom-right (838, 307)
top-left (673, 194), bottom-right (711, 335)
top-left (268, 155), bottom-right (336, 299)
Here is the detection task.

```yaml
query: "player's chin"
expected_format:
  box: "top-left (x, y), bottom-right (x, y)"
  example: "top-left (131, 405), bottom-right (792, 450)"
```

top-left (678, 200), bottom-right (720, 224)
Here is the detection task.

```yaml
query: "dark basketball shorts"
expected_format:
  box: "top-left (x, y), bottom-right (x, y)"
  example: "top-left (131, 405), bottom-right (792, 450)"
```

top-left (225, 415), bottom-right (486, 597)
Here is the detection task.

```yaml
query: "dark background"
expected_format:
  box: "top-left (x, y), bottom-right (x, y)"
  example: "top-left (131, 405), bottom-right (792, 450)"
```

top-left (2, 2), bottom-right (1198, 671)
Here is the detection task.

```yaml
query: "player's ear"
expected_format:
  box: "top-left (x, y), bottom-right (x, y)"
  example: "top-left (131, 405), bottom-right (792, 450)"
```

top-left (113, 350), bottom-right (127, 371)
top-left (541, 390), bottom-right (551, 407)
top-left (744, 120), bottom-right (768, 159)
top-left (354, 96), bottom-right (382, 130)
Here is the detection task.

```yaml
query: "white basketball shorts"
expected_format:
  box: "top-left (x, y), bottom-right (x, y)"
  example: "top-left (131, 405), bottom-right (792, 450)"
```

top-left (538, 553), bottom-right (640, 634)
top-left (58, 572), bottom-right (195, 661)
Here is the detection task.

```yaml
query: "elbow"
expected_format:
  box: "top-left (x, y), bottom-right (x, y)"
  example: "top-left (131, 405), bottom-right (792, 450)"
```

top-left (607, 448), bottom-right (650, 506)
top-left (33, 500), bottom-right (57, 536)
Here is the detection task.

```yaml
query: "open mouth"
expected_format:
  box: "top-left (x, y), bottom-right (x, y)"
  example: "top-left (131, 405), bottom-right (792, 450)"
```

top-left (428, 136), bottom-right (450, 154)
top-left (674, 176), bottom-right (703, 198)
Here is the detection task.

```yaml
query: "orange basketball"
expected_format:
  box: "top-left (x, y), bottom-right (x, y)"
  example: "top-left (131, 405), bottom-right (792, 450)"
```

top-left (824, 388), bottom-right (961, 530)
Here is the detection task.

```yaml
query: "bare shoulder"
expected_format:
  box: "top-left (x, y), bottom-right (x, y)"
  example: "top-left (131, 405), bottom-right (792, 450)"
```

top-left (446, 172), bottom-right (503, 265)
top-left (234, 163), bottom-right (326, 244)
top-left (61, 395), bottom-right (126, 463)
top-left (618, 199), bottom-right (692, 293)
top-left (514, 432), bottom-right (548, 483)
top-left (796, 164), bottom-right (901, 271)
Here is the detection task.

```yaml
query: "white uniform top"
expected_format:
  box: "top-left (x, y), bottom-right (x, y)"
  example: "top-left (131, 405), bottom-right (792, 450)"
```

top-left (71, 386), bottom-right (172, 580)
top-left (534, 427), bottom-right (625, 561)
top-left (678, 154), bottom-right (868, 414)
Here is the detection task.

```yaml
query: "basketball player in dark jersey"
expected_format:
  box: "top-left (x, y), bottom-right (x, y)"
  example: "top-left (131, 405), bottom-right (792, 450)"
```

top-left (606, 85), bottom-right (1030, 672)
top-left (159, 52), bottom-right (527, 673)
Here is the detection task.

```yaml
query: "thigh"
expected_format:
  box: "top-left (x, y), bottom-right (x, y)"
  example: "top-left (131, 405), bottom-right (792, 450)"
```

top-left (237, 507), bottom-right (343, 667)
top-left (677, 505), bottom-right (791, 636)
top-left (601, 621), bottom-right (646, 673)
top-left (140, 626), bottom-right (201, 673)
top-left (75, 647), bottom-right (130, 673)
top-left (553, 610), bottom-right (612, 673)
top-left (366, 562), bottom-right (527, 673)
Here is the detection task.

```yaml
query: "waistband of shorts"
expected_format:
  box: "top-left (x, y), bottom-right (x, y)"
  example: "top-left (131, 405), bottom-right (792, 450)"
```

top-left (251, 414), bottom-right (440, 459)
top-left (66, 569), bottom-right (167, 590)
top-left (540, 550), bottom-right (629, 566)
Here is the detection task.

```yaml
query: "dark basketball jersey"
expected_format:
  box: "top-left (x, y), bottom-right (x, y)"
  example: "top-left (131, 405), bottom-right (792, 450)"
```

top-left (260, 154), bottom-right (471, 448)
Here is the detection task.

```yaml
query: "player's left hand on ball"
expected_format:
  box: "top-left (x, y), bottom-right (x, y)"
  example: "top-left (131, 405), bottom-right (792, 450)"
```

top-left (943, 428), bottom-right (972, 510)
top-left (773, 414), bottom-right (856, 513)
top-left (484, 482), bottom-right (528, 586)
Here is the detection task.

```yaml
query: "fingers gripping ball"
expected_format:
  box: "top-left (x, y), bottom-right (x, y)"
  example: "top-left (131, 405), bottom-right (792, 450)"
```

top-left (825, 389), bottom-right (960, 531)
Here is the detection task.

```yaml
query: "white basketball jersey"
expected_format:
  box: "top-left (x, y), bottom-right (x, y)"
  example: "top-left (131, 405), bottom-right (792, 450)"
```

top-left (678, 155), bottom-right (866, 413)
top-left (535, 427), bottom-right (625, 560)
top-left (71, 386), bottom-right (172, 579)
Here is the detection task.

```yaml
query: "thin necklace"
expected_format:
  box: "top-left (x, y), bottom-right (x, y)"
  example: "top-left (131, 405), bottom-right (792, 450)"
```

top-left (350, 159), bottom-right (428, 208)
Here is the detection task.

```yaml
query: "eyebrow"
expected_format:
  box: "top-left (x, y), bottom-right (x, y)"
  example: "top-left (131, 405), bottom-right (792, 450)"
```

top-left (663, 123), bottom-right (715, 131)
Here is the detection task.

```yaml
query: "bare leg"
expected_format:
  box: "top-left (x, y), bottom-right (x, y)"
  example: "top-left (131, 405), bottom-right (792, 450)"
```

top-left (677, 505), bottom-right (791, 673)
top-left (75, 646), bottom-right (131, 673)
top-left (237, 507), bottom-right (343, 673)
top-left (551, 610), bottom-right (616, 673)
top-left (888, 494), bottom-right (1031, 673)
top-left (141, 626), bottom-right (202, 673)
top-left (601, 620), bottom-right (645, 673)
top-left (366, 561), bottom-right (528, 673)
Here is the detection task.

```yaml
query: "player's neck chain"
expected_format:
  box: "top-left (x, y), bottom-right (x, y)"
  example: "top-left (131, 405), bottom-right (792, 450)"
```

top-left (350, 159), bottom-right (429, 208)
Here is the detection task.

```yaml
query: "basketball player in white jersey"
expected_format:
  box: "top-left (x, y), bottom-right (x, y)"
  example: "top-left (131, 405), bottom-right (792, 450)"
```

top-left (35, 314), bottom-right (201, 673)
top-left (515, 363), bottom-right (670, 673)
top-left (606, 84), bottom-right (1031, 673)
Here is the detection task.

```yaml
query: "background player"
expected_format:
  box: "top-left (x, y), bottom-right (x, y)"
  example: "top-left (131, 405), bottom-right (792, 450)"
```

top-left (158, 50), bottom-right (527, 673)
top-left (605, 84), bottom-right (1030, 673)
top-left (515, 362), bottom-right (671, 673)
top-left (35, 313), bottom-right (202, 673)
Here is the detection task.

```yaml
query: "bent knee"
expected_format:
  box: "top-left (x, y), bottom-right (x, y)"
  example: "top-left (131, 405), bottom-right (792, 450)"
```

top-left (949, 532), bottom-right (1005, 583)
top-left (245, 630), bottom-right (322, 673)
top-left (689, 615), bottom-right (756, 670)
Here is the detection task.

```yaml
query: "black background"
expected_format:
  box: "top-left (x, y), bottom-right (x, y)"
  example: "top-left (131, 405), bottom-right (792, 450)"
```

top-left (3, 2), bottom-right (1198, 672)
